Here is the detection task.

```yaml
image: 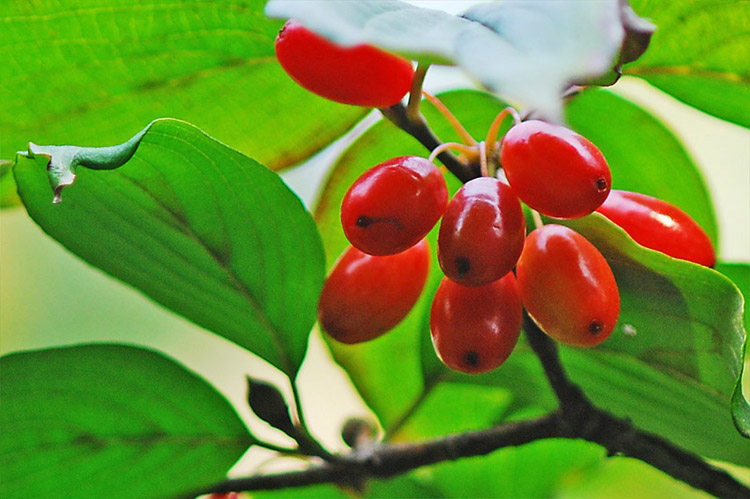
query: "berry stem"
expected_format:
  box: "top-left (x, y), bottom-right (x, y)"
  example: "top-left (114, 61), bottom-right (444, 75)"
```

top-left (406, 63), bottom-right (430, 122)
top-left (427, 142), bottom-right (479, 165)
top-left (485, 107), bottom-right (521, 150)
top-left (422, 91), bottom-right (477, 146)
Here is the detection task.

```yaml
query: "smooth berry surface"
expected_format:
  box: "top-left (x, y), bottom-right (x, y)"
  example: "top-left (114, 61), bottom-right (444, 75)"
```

top-left (438, 177), bottom-right (525, 287)
top-left (516, 225), bottom-right (620, 348)
top-left (318, 239), bottom-right (430, 344)
top-left (342, 156), bottom-right (448, 256)
top-left (501, 120), bottom-right (611, 219)
top-left (596, 190), bottom-right (716, 267)
top-left (430, 273), bottom-right (522, 374)
top-left (275, 20), bottom-right (415, 108)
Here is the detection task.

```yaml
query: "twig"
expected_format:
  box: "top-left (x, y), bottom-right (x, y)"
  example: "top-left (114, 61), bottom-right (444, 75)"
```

top-left (380, 103), bottom-right (478, 183)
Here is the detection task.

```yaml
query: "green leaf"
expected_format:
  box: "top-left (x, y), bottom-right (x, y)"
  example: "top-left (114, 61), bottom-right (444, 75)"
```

top-left (14, 119), bottom-right (325, 376)
top-left (0, 343), bottom-right (253, 498)
top-left (0, 160), bottom-right (20, 208)
top-left (558, 214), bottom-right (749, 464)
top-left (716, 262), bottom-right (750, 331)
top-left (0, 0), bottom-right (367, 167)
top-left (266, 0), bottom-right (636, 120)
top-left (557, 455), bottom-right (713, 499)
top-left (401, 439), bottom-right (605, 499)
top-left (565, 88), bottom-right (718, 247)
top-left (626, 0), bottom-right (750, 127)
top-left (314, 90), bottom-right (506, 429)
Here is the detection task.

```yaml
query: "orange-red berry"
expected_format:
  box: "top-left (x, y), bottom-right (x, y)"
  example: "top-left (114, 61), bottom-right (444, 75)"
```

top-left (596, 190), bottom-right (715, 267)
top-left (516, 225), bottom-right (620, 348)
top-left (275, 20), bottom-right (414, 108)
top-left (501, 120), bottom-right (611, 219)
top-left (318, 240), bottom-right (430, 344)
top-left (341, 156), bottom-right (448, 256)
top-left (438, 177), bottom-right (525, 287)
top-left (430, 273), bottom-right (522, 374)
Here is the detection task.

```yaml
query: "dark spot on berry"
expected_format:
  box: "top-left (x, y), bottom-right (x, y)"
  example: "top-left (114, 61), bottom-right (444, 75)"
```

top-left (596, 177), bottom-right (608, 192)
top-left (464, 350), bottom-right (479, 367)
top-left (355, 215), bottom-right (403, 230)
top-left (589, 320), bottom-right (603, 335)
top-left (455, 257), bottom-right (471, 276)
top-left (356, 215), bottom-right (374, 227)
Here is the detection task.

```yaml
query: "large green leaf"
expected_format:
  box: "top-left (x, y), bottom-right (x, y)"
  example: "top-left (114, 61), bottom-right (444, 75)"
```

top-left (0, 343), bottom-right (253, 498)
top-left (266, 0), bottom-right (634, 121)
top-left (626, 0), bottom-right (750, 127)
top-left (0, 0), bottom-right (366, 168)
top-left (13, 119), bottom-right (324, 376)
top-left (557, 214), bottom-right (749, 464)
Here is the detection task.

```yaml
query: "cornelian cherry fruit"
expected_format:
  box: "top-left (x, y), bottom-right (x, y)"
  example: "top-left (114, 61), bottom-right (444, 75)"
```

top-left (516, 225), bottom-right (620, 348)
top-left (438, 177), bottom-right (525, 287)
top-left (341, 156), bottom-right (448, 256)
top-left (318, 240), bottom-right (429, 344)
top-left (500, 120), bottom-right (611, 219)
top-left (430, 273), bottom-right (522, 374)
top-left (596, 190), bottom-right (716, 267)
top-left (275, 20), bottom-right (415, 108)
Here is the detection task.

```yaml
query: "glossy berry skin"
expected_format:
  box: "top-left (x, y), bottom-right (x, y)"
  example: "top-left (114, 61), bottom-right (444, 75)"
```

top-left (596, 190), bottom-right (716, 267)
top-left (430, 273), bottom-right (522, 374)
top-left (438, 177), bottom-right (525, 287)
top-left (516, 225), bottom-right (620, 348)
top-left (501, 120), bottom-right (611, 219)
top-left (318, 240), bottom-right (429, 344)
top-left (342, 156), bottom-right (448, 256)
top-left (275, 20), bottom-right (415, 108)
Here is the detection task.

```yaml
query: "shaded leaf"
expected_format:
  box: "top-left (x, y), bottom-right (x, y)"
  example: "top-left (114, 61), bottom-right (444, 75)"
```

top-left (266, 0), bottom-right (636, 120)
top-left (558, 214), bottom-right (749, 463)
top-left (626, 0), bottom-right (750, 127)
top-left (14, 119), bottom-right (324, 376)
top-left (0, 0), bottom-right (367, 167)
top-left (0, 343), bottom-right (253, 498)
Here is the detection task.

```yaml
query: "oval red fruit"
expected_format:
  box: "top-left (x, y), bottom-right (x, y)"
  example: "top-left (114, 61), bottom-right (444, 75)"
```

top-left (501, 120), bottom-right (611, 219)
top-left (430, 273), bottom-right (522, 374)
top-left (318, 240), bottom-right (430, 344)
top-left (596, 190), bottom-right (716, 267)
top-left (275, 20), bottom-right (415, 108)
top-left (516, 225), bottom-right (620, 348)
top-left (438, 177), bottom-right (525, 287)
top-left (342, 156), bottom-right (448, 256)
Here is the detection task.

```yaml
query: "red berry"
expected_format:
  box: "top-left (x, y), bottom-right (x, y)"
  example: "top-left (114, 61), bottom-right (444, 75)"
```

top-left (596, 190), bottom-right (716, 267)
top-left (318, 240), bottom-right (430, 344)
top-left (341, 156), bottom-right (448, 256)
top-left (275, 19), bottom-right (415, 108)
top-left (516, 225), bottom-right (620, 348)
top-left (438, 177), bottom-right (525, 287)
top-left (500, 120), bottom-right (611, 218)
top-left (430, 273), bottom-right (522, 374)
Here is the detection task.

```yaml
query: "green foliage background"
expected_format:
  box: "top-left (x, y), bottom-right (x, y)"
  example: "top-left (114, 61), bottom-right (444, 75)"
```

top-left (1, 0), bottom-right (748, 497)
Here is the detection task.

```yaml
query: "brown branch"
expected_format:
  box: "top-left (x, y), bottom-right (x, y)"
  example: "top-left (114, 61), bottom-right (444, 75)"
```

top-left (188, 405), bottom-right (748, 499)
top-left (522, 314), bottom-right (749, 499)
top-left (379, 102), bottom-right (479, 183)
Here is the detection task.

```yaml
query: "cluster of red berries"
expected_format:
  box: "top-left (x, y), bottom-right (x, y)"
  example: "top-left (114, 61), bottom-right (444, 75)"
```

top-left (276, 20), bottom-right (716, 375)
